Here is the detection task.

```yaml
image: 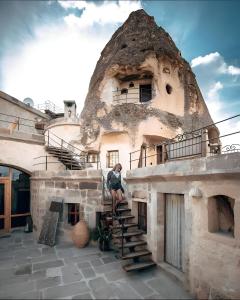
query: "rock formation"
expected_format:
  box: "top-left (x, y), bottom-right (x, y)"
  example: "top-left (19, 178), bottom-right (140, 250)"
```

top-left (79, 9), bottom-right (214, 149)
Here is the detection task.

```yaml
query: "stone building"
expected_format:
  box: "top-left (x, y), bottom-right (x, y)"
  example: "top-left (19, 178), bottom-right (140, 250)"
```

top-left (0, 9), bottom-right (239, 299)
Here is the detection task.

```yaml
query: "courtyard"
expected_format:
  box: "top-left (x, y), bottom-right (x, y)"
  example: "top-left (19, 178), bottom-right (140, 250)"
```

top-left (0, 229), bottom-right (192, 299)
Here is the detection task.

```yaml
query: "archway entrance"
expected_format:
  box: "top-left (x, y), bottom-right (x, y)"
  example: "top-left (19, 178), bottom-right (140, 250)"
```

top-left (0, 165), bottom-right (30, 233)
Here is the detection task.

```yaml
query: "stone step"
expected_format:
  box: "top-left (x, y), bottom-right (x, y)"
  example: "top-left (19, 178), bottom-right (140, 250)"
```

top-left (116, 208), bottom-right (131, 213)
top-left (123, 261), bottom-right (156, 272)
top-left (117, 240), bottom-right (147, 249)
top-left (120, 250), bottom-right (152, 260)
top-left (113, 230), bottom-right (144, 239)
top-left (115, 215), bottom-right (135, 221)
top-left (113, 223), bottom-right (138, 230)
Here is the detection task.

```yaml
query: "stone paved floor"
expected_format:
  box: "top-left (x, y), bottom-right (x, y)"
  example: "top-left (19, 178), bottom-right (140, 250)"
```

top-left (0, 229), bottom-right (193, 299)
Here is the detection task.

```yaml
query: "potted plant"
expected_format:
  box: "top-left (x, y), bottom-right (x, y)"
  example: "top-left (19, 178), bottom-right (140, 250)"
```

top-left (97, 225), bottom-right (112, 251)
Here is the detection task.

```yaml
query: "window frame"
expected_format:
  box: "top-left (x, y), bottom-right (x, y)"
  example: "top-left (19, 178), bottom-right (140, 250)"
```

top-left (106, 150), bottom-right (119, 168)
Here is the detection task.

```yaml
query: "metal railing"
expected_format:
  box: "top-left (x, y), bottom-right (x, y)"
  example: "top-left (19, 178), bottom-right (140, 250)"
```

top-left (129, 114), bottom-right (240, 170)
top-left (33, 130), bottom-right (100, 170)
top-left (0, 112), bottom-right (43, 134)
top-left (112, 87), bottom-right (156, 105)
top-left (37, 100), bottom-right (63, 114)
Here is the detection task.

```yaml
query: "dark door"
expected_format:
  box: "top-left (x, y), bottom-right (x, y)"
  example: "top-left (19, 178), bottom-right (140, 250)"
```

top-left (156, 145), bottom-right (163, 164)
top-left (139, 84), bottom-right (152, 102)
top-left (0, 179), bottom-right (11, 233)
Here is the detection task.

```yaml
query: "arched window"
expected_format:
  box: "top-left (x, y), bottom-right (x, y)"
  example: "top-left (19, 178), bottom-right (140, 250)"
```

top-left (208, 195), bottom-right (234, 237)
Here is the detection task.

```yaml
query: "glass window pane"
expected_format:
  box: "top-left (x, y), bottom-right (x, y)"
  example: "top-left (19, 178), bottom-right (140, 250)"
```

top-left (0, 218), bottom-right (4, 230)
top-left (0, 166), bottom-right (9, 177)
top-left (0, 183), bottom-right (4, 215)
top-left (11, 169), bottom-right (30, 215)
top-left (11, 216), bottom-right (27, 228)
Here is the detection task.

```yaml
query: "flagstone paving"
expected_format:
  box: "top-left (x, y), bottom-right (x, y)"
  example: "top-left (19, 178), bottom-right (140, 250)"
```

top-left (0, 229), bottom-right (193, 299)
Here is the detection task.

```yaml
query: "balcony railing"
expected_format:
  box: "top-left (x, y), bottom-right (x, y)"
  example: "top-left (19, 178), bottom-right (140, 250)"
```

top-left (112, 87), bottom-right (156, 105)
top-left (129, 114), bottom-right (240, 170)
top-left (0, 112), bottom-right (43, 134)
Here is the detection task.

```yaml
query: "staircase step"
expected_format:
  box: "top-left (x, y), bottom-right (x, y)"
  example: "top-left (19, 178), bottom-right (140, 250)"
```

top-left (103, 200), bottom-right (128, 206)
top-left (113, 223), bottom-right (138, 229)
top-left (117, 240), bottom-right (147, 249)
top-left (116, 208), bottom-right (131, 213)
top-left (123, 261), bottom-right (156, 272)
top-left (46, 147), bottom-right (69, 154)
top-left (116, 215), bottom-right (135, 221)
top-left (120, 250), bottom-right (152, 260)
top-left (113, 230), bottom-right (144, 239)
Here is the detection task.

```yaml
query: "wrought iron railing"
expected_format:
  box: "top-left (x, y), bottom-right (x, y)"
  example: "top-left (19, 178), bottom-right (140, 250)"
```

top-left (112, 87), bottom-right (156, 105)
top-left (37, 100), bottom-right (63, 114)
top-left (33, 130), bottom-right (100, 170)
top-left (129, 114), bottom-right (240, 169)
top-left (0, 112), bottom-right (43, 134)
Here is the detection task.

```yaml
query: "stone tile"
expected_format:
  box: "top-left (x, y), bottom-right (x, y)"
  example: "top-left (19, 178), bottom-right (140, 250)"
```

top-left (32, 254), bottom-right (58, 263)
top-left (65, 253), bottom-right (100, 265)
top-left (0, 280), bottom-right (35, 298)
top-left (90, 258), bottom-right (104, 267)
top-left (77, 262), bottom-right (91, 269)
top-left (0, 258), bottom-right (16, 269)
top-left (88, 277), bottom-right (108, 291)
top-left (14, 264), bottom-right (32, 275)
top-left (57, 248), bottom-right (75, 258)
top-left (127, 279), bottom-right (155, 298)
top-left (144, 294), bottom-right (165, 299)
top-left (16, 290), bottom-right (42, 299)
top-left (33, 259), bottom-right (64, 271)
top-left (62, 265), bottom-right (83, 284)
top-left (42, 247), bottom-right (56, 255)
top-left (43, 281), bottom-right (90, 299)
top-left (102, 256), bottom-right (117, 264)
top-left (72, 293), bottom-right (94, 299)
top-left (46, 267), bottom-right (62, 278)
top-left (104, 269), bottom-right (127, 282)
top-left (92, 285), bottom-right (117, 299)
top-left (0, 274), bottom-right (32, 288)
top-left (31, 269), bottom-right (47, 280)
top-left (94, 261), bottom-right (122, 274)
top-left (112, 281), bottom-right (141, 299)
top-left (147, 275), bottom-right (192, 299)
top-left (81, 267), bottom-right (96, 279)
top-left (36, 276), bottom-right (61, 290)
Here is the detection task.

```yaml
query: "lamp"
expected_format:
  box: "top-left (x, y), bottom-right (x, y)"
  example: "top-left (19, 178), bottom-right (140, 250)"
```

top-left (68, 109), bottom-right (72, 118)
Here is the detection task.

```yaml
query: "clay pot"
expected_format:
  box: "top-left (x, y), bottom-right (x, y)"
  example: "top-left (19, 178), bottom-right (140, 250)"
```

top-left (71, 220), bottom-right (90, 248)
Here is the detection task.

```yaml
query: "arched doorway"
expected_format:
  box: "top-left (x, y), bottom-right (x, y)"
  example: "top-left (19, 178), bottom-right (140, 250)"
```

top-left (0, 165), bottom-right (30, 233)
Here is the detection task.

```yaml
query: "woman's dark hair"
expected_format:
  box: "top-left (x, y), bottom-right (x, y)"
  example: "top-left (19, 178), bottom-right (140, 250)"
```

top-left (112, 163), bottom-right (122, 171)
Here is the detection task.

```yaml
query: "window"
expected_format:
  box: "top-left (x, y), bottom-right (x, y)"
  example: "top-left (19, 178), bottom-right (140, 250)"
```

top-left (138, 202), bottom-right (147, 233)
top-left (121, 88), bottom-right (128, 94)
top-left (68, 204), bottom-right (80, 226)
top-left (139, 84), bottom-right (152, 102)
top-left (208, 195), bottom-right (234, 237)
top-left (107, 150), bottom-right (119, 168)
top-left (166, 84), bottom-right (172, 94)
top-left (87, 153), bottom-right (98, 163)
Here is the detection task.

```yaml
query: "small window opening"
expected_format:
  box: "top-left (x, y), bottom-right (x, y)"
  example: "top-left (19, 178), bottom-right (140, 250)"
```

top-left (208, 195), bottom-right (234, 237)
top-left (68, 204), bottom-right (80, 226)
top-left (121, 44), bottom-right (127, 49)
top-left (138, 202), bottom-right (147, 233)
top-left (129, 82), bottom-right (134, 88)
top-left (107, 150), bottom-right (119, 168)
top-left (121, 88), bottom-right (128, 94)
top-left (166, 84), bottom-right (172, 94)
top-left (139, 84), bottom-right (152, 102)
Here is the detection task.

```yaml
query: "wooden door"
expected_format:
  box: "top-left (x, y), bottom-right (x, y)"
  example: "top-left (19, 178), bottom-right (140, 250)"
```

top-left (0, 178), bottom-right (11, 233)
top-left (165, 194), bottom-right (185, 271)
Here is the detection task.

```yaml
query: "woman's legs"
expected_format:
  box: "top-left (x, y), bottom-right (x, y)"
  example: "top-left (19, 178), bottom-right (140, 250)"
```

top-left (110, 189), bottom-right (117, 211)
top-left (115, 189), bottom-right (124, 209)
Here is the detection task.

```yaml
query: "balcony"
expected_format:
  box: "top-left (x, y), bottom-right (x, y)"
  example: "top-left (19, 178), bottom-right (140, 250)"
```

top-left (129, 114), bottom-right (240, 169)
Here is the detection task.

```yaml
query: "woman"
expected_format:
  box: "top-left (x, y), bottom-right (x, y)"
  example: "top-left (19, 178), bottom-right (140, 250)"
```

top-left (107, 163), bottom-right (125, 213)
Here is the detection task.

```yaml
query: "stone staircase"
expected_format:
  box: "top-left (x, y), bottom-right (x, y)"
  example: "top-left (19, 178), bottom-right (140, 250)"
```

top-left (45, 146), bottom-right (84, 170)
top-left (44, 130), bottom-right (86, 170)
top-left (103, 198), bottom-right (156, 272)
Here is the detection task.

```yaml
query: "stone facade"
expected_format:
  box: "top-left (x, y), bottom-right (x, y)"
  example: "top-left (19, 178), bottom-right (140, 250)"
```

top-left (31, 169), bottom-right (104, 241)
top-left (125, 153), bottom-right (240, 299)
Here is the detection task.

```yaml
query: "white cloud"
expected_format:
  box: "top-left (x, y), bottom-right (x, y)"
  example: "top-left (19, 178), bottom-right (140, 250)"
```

top-left (2, 1), bottom-right (142, 113)
top-left (59, 0), bottom-right (142, 29)
top-left (191, 52), bottom-right (220, 68)
top-left (191, 52), bottom-right (240, 145)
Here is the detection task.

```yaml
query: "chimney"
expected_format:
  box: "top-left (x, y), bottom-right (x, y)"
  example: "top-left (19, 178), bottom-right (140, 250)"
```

top-left (64, 100), bottom-right (77, 120)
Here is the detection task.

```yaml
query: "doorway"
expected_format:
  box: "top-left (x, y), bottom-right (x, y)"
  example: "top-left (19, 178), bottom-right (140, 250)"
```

top-left (165, 194), bottom-right (185, 271)
top-left (0, 166), bottom-right (31, 233)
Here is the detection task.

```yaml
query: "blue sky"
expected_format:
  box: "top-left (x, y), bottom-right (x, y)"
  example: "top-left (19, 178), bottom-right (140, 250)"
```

top-left (0, 0), bottom-right (240, 127)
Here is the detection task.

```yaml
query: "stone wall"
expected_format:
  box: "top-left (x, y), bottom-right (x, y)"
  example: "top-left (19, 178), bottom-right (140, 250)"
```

top-left (31, 169), bottom-right (104, 242)
top-left (125, 153), bottom-right (240, 299)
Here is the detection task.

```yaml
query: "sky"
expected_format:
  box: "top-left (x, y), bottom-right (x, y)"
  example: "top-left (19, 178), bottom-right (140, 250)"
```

top-left (0, 0), bottom-right (239, 144)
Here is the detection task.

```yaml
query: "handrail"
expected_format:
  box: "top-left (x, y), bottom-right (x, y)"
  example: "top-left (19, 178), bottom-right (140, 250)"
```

top-left (129, 113), bottom-right (240, 169)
